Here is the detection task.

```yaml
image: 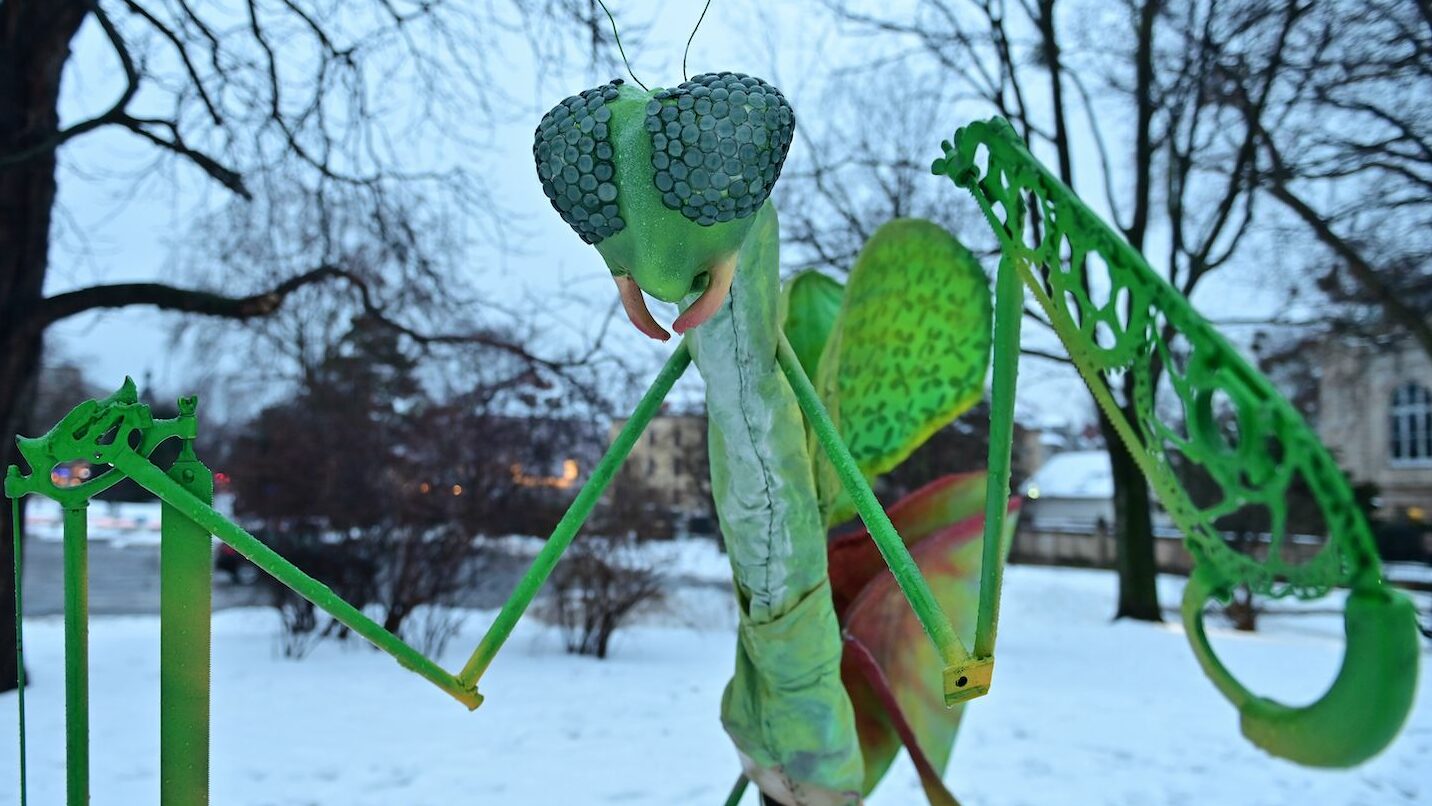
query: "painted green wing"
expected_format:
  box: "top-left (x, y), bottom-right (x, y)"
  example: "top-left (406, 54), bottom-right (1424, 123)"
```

top-left (780, 270), bottom-right (845, 382)
top-left (811, 219), bottom-right (992, 525)
top-left (827, 471), bottom-right (986, 616)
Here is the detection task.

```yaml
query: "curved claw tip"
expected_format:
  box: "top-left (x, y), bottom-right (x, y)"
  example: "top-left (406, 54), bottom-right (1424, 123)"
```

top-left (615, 275), bottom-right (670, 342)
top-left (672, 254), bottom-right (736, 335)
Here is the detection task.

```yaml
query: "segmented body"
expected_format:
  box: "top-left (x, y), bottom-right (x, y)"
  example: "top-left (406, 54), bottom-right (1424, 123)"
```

top-left (688, 204), bottom-right (866, 803)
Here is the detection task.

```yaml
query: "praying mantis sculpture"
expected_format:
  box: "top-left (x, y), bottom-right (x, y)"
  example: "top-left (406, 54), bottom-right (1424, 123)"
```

top-left (6, 71), bottom-right (1419, 806)
top-left (531, 73), bottom-right (1421, 804)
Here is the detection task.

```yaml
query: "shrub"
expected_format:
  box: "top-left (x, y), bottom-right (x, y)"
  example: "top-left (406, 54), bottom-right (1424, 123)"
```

top-left (542, 534), bottom-right (666, 659)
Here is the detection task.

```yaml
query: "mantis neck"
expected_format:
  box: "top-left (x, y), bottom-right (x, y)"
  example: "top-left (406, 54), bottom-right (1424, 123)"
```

top-left (686, 202), bottom-right (830, 620)
top-left (683, 202), bottom-right (866, 799)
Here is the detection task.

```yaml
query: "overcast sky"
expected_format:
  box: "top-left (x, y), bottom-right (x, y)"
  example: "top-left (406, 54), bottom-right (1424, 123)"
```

top-left (41, 0), bottom-right (1306, 429)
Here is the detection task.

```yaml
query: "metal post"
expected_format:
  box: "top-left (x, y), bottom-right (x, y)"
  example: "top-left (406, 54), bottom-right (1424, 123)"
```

top-left (62, 505), bottom-right (89, 805)
top-left (11, 494), bottom-right (27, 806)
top-left (160, 443), bottom-right (214, 806)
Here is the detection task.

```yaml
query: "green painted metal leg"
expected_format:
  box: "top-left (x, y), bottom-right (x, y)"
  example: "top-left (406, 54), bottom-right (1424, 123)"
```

top-left (723, 774), bottom-right (750, 805)
top-left (774, 334), bottom-right (989, 707)
top-left (458, 342), bottom-right (692, 688)
top-left (90, 344), bottom-right (688, 714)
top-left (111, 451), bottom-right (482, 709)
top-left (160, 446), bottom-right (214, 806)
top-left (62, 505), bottom-right (89, 805)
top-left (973, 254), bottom-right (1023, 661)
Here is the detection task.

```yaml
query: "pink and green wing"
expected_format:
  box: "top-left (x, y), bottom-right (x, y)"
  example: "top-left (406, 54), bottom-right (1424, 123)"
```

top-left (830, 472), bottom-right (1019, 801)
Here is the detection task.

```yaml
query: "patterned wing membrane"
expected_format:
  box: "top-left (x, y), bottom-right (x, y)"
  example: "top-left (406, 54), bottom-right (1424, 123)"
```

top-left (533, 80), bottom-right (627, 244)
top-left (644, 72), bottom-right (794, 226)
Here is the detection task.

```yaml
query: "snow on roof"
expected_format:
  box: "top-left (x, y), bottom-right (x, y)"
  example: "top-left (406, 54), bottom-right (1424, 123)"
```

top-left (1022, 449), bottom-right (1112, 500)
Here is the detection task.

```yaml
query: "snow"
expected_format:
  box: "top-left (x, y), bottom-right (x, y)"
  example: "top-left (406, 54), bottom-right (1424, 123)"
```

top-left (1386, 562), bottom-right (1432, 587)
top-left (1, 565), bottom-right (1428, 805)
top-left (1023, 450), bottom-right (1114, 500)
top-left (24, 498), bottom-right (163, 548)
top-left (23, 495), bottom-right (236, 549)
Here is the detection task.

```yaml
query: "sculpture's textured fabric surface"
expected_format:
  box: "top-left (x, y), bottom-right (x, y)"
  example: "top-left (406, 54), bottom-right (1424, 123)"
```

top-left (689, 205), bottom-right (864, 804)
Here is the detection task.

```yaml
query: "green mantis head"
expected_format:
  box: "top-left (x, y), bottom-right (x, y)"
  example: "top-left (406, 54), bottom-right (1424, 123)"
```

top-left (533, 73), bottom-right (795, 339)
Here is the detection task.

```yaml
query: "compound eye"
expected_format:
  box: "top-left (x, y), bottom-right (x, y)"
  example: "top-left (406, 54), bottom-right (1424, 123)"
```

top-left (533, 79), bottom-right (627, 245)
top-left (643, 72), bottom-right (796, 226)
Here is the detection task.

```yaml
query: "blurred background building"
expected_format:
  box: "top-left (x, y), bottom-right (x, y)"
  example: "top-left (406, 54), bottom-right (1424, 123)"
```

top-left (1319, 338), bottom-right (1432, 523)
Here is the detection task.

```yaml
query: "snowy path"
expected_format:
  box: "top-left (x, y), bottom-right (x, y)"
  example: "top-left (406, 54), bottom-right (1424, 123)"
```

top-left (0, 565), bottom-right (1427, 805)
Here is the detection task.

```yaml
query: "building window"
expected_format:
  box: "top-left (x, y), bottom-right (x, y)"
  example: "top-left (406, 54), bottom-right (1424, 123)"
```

top-left (1390, 382), bottom-right (1432, 464)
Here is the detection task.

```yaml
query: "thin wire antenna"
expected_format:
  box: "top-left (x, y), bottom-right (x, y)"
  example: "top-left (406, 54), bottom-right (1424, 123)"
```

top-left (683, 0), bottom-right (714, 81)
top-left (595, 0), bottom-right (649, 91)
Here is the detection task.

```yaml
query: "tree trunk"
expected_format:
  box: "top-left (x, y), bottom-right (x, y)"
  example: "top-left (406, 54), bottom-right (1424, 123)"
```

top-left (1100, 404), bottom-right (1162, 622)
top-left (0, 0), bottom-right (91, 692)
top-left (1094, 0), bottom-right (1163, 625)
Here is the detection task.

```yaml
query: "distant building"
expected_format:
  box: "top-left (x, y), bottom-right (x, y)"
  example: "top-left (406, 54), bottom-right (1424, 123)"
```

top-left (1014, 448), bottom-right (1193, 570)
top-left (606, 413), bottom-right (715, 535)
top-left (1319, 340), bottom-right (1432, 523)
top-left (1020, 449), bottom-right (1114, 530)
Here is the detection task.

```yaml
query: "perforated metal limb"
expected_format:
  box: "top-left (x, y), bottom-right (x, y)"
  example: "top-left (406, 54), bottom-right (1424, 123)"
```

top-left (934, 117), bottom-right (1420, 767)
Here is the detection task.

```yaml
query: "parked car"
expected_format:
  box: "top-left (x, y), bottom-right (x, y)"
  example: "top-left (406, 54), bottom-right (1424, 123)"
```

top-left (214, 541), bottom-right (261, 585)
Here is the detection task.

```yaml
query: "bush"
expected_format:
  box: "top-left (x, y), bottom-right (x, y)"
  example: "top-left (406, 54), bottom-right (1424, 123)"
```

top-left (259, 531), bottom-right (379, 659)
top-left (541, 534), bottom-right (666, 659)
top-left (261, 524), bottom-right (482, 658)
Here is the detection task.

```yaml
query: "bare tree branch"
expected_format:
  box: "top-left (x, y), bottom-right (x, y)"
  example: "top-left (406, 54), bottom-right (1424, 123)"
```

top-left (30, 265), bottom-right (586, 373)
top-left (0, 2), bottom-right (136, 168)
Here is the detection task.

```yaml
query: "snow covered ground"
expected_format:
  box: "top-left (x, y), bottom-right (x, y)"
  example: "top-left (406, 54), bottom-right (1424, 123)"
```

top-left (0, 563), bottom-right (1428, 805)
top-left (23, 496), bottom-right (237, 549)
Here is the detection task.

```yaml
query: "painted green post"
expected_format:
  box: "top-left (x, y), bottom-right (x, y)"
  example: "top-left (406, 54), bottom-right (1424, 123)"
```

top-left (62, 504), bottom-right (89, 805)
top-left (974, 253), bottom-right (1023, 661)
top-left (159, 420), bottom-right (214, 806)
top-left (11, 496), bottom-right (27, 806)
top-left (458, 341), bottom-right (692, 688)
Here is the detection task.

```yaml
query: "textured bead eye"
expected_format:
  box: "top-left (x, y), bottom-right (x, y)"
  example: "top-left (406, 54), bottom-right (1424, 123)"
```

top-left (644, 72), bottom-right (795, 226)
top-left (533, 79), bottom-right (627, 245)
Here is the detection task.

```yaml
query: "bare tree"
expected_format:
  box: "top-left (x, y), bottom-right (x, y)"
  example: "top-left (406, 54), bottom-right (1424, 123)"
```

top-left (805, 0), bottom-right (1292, 620)
top-left (0, 0), bottom-right (618, 692)
top-left (778, 65), bottom-right (985, 273)
top-left (1214, 0), bottom-right (1432, 359)
top-left (225, 313), bottom-right (606, 656)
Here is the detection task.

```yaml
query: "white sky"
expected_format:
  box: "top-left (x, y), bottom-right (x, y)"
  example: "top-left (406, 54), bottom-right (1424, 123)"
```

top-left (42, 0), bottom-right (1307, 428)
